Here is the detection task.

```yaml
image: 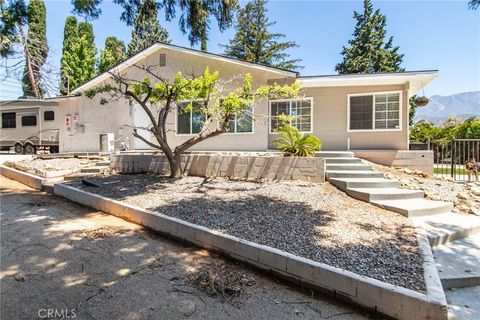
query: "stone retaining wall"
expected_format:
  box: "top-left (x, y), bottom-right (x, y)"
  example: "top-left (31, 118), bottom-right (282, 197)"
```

top-left (110, 154), bottom-right (325, 183)
top-left (353, 150), bottom-right (434, 174)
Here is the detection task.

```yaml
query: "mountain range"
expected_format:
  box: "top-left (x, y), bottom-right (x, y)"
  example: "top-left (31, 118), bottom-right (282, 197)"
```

top-left (414, 91), bottom-right (480, 125)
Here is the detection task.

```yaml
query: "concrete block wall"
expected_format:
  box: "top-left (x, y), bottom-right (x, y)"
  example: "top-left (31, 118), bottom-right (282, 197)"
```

top-left (110, 153), bottom-right (325, 183)
top-left (353, 150), bottom-right (434, 174)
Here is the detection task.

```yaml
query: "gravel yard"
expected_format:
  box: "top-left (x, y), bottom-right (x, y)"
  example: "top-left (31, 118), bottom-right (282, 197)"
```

top-left (71, 174), bottom-right (426, 293)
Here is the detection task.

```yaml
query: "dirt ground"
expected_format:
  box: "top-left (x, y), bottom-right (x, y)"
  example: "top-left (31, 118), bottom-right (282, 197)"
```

top-left (0, 176), bottom-right (375, 320)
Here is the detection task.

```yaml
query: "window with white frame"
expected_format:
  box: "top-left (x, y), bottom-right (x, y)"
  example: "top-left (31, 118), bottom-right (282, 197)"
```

top-left (228, 105), bottom-right (253, 133)
top-left (270, 99), bottom-right (312, 132)
top-left (177, 101), bottom-right (205, 134)
top-left (349, 92), bottom-right (400, 130)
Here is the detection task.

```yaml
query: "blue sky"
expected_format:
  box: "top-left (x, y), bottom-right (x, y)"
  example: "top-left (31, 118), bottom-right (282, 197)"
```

top-left (1, 0), bottom-right (479, 100)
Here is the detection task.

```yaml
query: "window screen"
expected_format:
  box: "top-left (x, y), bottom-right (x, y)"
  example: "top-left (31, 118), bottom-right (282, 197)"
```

top-left (2, 112), bottom-right (16, 128)
top-left (22, 115), bottom-right (37, 126)
top-left (44, 111), bottom-right (55, 121)
top-left (349, 96), bottom-right (373, 130)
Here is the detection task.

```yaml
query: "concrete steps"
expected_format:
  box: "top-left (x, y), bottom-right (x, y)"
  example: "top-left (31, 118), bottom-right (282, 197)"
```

top-left (347, 187), bottom-right (425, 201)
top-left (95, 161), bottom-right (111, 167)
top-left (325, 157), bottom-right (362, 164)
top-left (80, 166), bottom-right (109, 173)
top-left (326, 170), bottom-right (384, 179)
top-left (371, 198), bottom-right (453, 218)
top-left (325, 163), bottom-right (373, 171)
top-left (329, 177), bottom-right (400, 189)
top-left (324, 152), bottom-right (453, 219)
top-left (413, 213), bottom-right (480, 247)
top-left (316, 151), bottom-right (354, 158)
top-left (433, 234), bottom-right (480, 289)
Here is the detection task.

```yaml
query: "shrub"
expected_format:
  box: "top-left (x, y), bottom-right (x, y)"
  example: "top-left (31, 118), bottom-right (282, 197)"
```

top-left (274, 124), bottom-right (321, 157)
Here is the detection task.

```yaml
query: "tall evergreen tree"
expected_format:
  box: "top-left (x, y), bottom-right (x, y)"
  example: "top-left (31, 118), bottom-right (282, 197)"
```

top-left (62, 34), bottom-right (96, 91)
top-left (60, 19), bottom-right (96, 93)
top-left (60, 16), bottom-right (78, 95)
top-left (22, 0), bottom-right (48, 97)
top-left (97, 36), bottom-right (126, 74)
top-left (222, 0), bottom-right (301, 70)
top-left (335, 0), bottom-right (404, 74)
top-left (127, 0), bottom-right (169, 56)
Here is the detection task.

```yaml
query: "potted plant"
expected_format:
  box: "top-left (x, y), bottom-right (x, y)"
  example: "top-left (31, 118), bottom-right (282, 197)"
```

top-left (414, 96), bottom-right (430, 107)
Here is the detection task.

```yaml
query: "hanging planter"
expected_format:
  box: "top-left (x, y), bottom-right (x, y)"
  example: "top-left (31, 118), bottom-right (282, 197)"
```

top-left (414, 96), bottom-right (430, 107)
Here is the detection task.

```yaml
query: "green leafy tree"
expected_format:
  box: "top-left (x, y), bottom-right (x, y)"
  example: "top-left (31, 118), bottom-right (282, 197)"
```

top-left (335, 0), bottom-right (404, 74)
top-left (86, 66), bottom-right (300, 178)
top-left (62, 35), bottom-right (96, 91)
top-left (71, 0), bottom-right (237, 50)
top-left (410, 120), bottom-right (441, 143)
top-left (71, 0), bottom-right (102, 20)
top-left (97, 36), bottom-right (126, 74)
top-left (454, 116), bottom-right (480, 139)
top-left (0, 0), bottom-right (28, 57)
top-left (0, 0), bottom-right (47, 98)
top-left (127, 0), bottom-right (169, 56)
top-left (60, 16), bottom-right (78, 94)
top-left (22, 0), bottom-right (48, 97)
top-left (222, 0), bottom-right (301, 70)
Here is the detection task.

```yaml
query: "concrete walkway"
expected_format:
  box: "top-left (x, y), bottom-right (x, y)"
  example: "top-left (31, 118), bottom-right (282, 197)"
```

top-left (0, 175), bottom-right (371, 320)
top-left (320, 151), bottom-right (480, 319)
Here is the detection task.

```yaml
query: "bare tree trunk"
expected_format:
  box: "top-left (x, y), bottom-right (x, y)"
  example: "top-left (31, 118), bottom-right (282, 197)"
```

top-left (19, 26), bottom-right (40, 98)
top-left (167, 152), bottom-right (184, 179)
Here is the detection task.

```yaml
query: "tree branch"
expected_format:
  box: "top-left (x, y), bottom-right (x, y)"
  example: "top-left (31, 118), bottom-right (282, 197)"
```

top-left (133, 129), bottom-right (161, 150)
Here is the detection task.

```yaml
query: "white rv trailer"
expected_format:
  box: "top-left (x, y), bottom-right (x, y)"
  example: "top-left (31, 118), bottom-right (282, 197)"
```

top-left (0, 99), bottom-right (59, 154)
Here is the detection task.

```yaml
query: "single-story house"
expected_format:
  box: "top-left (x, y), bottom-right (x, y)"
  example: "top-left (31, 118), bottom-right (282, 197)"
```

top-left (51, 42), bottom-right (437, 169)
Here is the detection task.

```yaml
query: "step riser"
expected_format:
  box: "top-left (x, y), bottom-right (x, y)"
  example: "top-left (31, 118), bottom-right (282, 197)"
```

top-left (372, 202), bottom-right (453, 218)
top-left (95, 162), bottom-right (111, 167)
top-left (316, 152), bottom-right (354, 158)
top-left (325, 158), bottom-right (362, 164)
top-left (441, 277), bottom-right (480, 289)
top-left (325, 165), bottom-right (373, 171)
top-left (346, 190), bottom-right (425, 202)
top-left (330, 180), bottom-right (400, 190)
top-left (430, 225), bottom-right (480, 247)
top-left (326, 172), bottom-right (384, 179)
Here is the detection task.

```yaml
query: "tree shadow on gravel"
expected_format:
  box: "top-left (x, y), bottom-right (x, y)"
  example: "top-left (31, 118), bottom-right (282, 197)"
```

top-left (72, 175), bottom-right (426, 293)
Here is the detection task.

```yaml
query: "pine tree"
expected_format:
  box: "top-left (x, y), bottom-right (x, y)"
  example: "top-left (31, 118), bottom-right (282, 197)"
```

top-left (60, 19), bottom-right (96, 93)
top-left (62, 34), bottom-right (97, 91)
top-left (22, 0), bottom-right (48, 97)
top-left (60, 16), bottom-right (78, 95)
top-left (222, 0), bottom-right (301, 70)
top-left (70, 0), bottom-right (237, 51)
top-left (97, 36), bottom-right (127, 74)
top-left (335, 0), bottom-right (404, 74)
top-left (127, 0), bottom-right (169, 56)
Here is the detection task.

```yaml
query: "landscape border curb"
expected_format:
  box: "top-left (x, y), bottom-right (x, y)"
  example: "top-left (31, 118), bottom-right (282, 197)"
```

top-left (0, 165), bottom-right (49, 191)
top-left (53, 182), bottom-right (448, 320)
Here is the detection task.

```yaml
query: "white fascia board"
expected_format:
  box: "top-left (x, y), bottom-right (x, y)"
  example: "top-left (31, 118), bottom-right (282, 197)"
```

top-left (297, 72), bottom-right (438, 89)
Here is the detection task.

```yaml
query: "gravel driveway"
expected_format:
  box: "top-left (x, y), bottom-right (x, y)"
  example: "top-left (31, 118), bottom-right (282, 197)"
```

top-left (72, 174), bottom-right (426, 293)
top-left (1, 176), bottom-right (372, 320)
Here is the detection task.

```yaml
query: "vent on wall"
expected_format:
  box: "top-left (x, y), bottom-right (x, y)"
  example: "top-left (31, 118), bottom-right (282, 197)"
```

top-left (159, 53), bottom-right (166, 67)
